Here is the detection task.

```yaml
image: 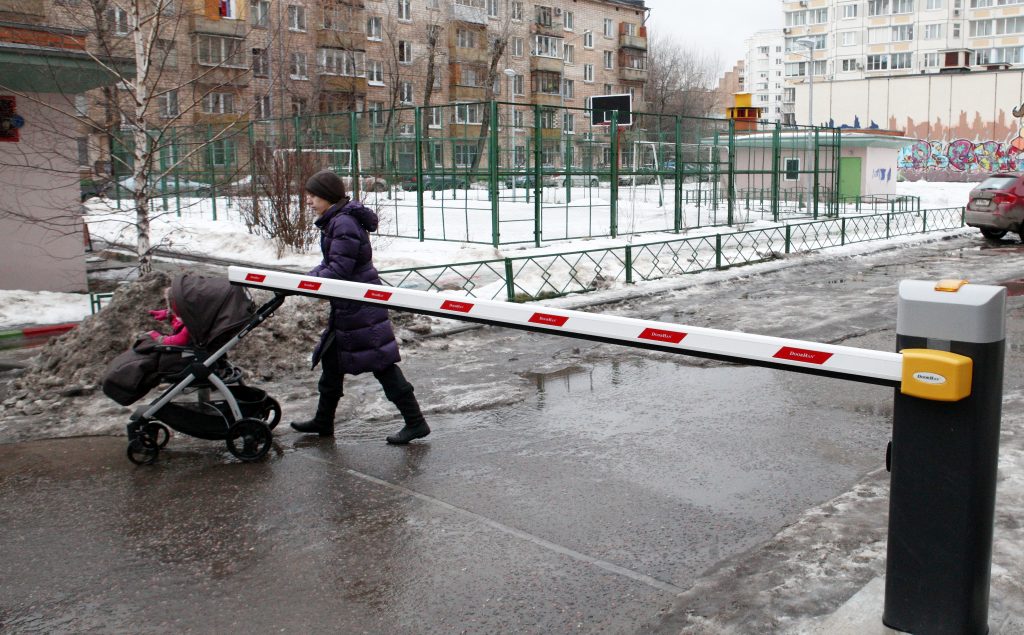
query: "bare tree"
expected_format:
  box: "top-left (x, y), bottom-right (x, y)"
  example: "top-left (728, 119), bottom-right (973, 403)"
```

top-left (646, 33), bottom-right (721, 123)
top-left (469, 7), bottom-right (513, 171)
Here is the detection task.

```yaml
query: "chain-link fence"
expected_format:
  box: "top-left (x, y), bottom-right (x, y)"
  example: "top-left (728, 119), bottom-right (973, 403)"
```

top-left (109, 101), bottom-right (844, 245)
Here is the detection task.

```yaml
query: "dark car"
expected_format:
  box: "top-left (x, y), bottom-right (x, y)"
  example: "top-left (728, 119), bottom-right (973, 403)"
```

top-left (400, 174), bottom-right (468, 191)
top-left (965, 173), bottom-right (1024, 240)
top-left (80, 179), bottom-right (112, 202)
top-left (504, 174), bottom-right (558, 189)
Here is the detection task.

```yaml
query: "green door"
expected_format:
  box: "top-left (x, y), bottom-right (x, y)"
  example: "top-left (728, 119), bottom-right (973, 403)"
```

top-left (839, 157), bottom-right (862, 199)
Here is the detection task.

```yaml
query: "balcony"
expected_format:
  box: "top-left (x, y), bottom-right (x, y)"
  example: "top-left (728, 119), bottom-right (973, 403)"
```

top-left (319, 74), bottom-right (368, 94)
top-left (452, 2), bottom-right (487, 25)
top-left (530, 92), bottom-right (562, 107)
top-left (619, 33), bottom-right (647, 50)
top-left (317, 29), bottom-right (362, 50)
top-left (617, 50), bottom-right (648, 81)
top-left (530, 55), bottom-right (563, 73)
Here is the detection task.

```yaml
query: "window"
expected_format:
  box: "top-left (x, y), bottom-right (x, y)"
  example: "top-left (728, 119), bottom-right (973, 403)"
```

top-left (318, 48), bottom-right (366, 76)
top-left (924, 23), bottom-right (944, 39)
top-left (255, 94), bottom-right (271, 119)
top-left (511, 36), bottom-right (524, 57)
top-left (290, 52), bottom-right (308, 79)
top-left (583, 31), bottom-right (594, 48)
top-left (75, 94), bottom-right (88, 116)
top-left (513, 110), bottom-right (524, 127)
top-left (455, 102), bottom-right (482, 124)
top-left (218, 0), bottom-right (237, 18)
top-left (564, 44), bottom-right (574, 64)
top-left (562, 112), bottom-right (574, 133)
top-left (603, 50), bottom-right (613, 69)
top-left (368, 59), bottom-right (384, 84)
top-left (323, 4), bottom-right (356, 30)
top-left (923, 52), bottom-right (942, 67)
top-left (400, 81), bottom-right (413, 103)
top-left (842, 3), bottom-right (858, 18)
top-left (891, 52), bottom-right (913, 68)
top-left (533, 35), bottom-right (562, 58)
top-left (841, 58), bottom-right (859, 71)
top-left (157, 90), bottom-right (179, 118)
top-left (784, 158), bottom-right (800, 181)
top-left (603, 83), bottom-right (612, 94)
top-left (536, 5), bottom-right (553, 26)
top-left (252, 48), bottom-right (268, 76)
top-left (291, 96), bottom-right (307, 116)
top-left (971, 20), bottom-right (993, 36)
top-left (397, 0), bottom-right (410, 21)
top-left (808, 8), bottom-right (828, 23)
top-left (202, 92), bottom-right (235, 114)
top-left (457, 29), bottom-right (476, 48)
top-left (367, 16), bottom-right (382, 40)
top-left (892, 24), bottom-right (914, 41)
top-left (487, 0), bottom-right (498, 18)
top-left (207, 140), bottom-right (236, 167)
top-left (867, 54), bottom-right (888, 70)
top-left (429, 108), bottom-right (443, 128)
top-left (251, 0), bottom-right (269, 27)
top-left (429, 141), bottom-right (444, 166)
top-left (369, 102), bottom-right (384, 127)
top-left (603, 18), bottom-right (613, 37)
top-left (841, 31), bottom-right (857, 46)
top-left (868, 0), bottom-right (890, 15)
top-left (869, 27), bottom-right (890, 44)
top-left (399, 41), bottom-right (412, 64)
top-left (513, 73), bottom-right (524, 95)
top-left (893, 0), bottom-right (914, 12)
top-left (107, 7), bottom-right (129, 35)
top-left (996, 16), bottom-right (1024, 35)
top-left (953, 23), bottom-right (961, 38)
top-left (786, 10), bottom-right (806, 26)
top-left (926, 0), bottom-right (944, 7)
top-left (583, 63), bottom-right (594, 82)
top-left (564, 10), bottom-right (574, 30)
top-left (538, 108), bottom-right (557, 129)
top-left (197, 35), bottom-right (244, 67)
top-left (511, 0), bottom-right (522, 20)
top-left (288, 5), bottom-right (306, 31)
top-left (533, 71), bottom-right (560, 94)
top-left (454, 144), bottom-right (478, 168)
top-left (562, 78), bottom-right (574, 98)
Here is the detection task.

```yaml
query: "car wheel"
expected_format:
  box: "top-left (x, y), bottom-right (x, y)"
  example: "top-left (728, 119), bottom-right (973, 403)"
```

top-left (589, 178), bottom-right (599, 187)
top-left (980, 228), bottom-right (1007, 240)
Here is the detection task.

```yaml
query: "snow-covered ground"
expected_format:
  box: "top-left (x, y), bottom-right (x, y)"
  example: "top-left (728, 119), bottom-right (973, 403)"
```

top-left (0, 180), bottom-right (977, 330)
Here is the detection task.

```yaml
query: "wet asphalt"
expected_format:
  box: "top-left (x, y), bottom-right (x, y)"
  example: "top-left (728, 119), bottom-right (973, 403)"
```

top-left (3, 234), bottom-right (1024, 633)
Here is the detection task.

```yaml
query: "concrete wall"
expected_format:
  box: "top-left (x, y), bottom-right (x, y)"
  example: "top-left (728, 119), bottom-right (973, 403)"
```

top-left (0, 93), bottom-right (87, 292)
top-left (794, 70), bottom-right (1024, 179)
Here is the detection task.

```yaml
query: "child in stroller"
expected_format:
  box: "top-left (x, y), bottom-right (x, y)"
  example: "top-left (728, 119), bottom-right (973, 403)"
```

top-left (102, 273), bottom-right (287, 464)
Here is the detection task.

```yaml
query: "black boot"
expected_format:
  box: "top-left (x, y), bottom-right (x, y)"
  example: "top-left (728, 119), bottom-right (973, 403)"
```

top-left (386, 391), bottom-right (430, 444)
top-left (290, 392), bottom-right (341, 436)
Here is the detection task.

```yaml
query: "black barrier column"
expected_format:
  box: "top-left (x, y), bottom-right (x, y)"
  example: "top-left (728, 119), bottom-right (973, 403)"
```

top-left (884, 279), bottom-right (1006, 635)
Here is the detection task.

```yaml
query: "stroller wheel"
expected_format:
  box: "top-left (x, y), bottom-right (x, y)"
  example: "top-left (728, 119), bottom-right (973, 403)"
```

top-left (262, 398), bottom-right (282, 430)
top-left (144, 422), bottom-right (171, 449)
top-left (226, 418), bottom-right (272, 462)
top-left (127, 436), bottom-right (159, 465)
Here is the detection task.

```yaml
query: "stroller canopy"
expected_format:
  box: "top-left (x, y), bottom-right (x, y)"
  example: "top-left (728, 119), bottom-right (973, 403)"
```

top-left (171, 274), bottom-right (254, 348)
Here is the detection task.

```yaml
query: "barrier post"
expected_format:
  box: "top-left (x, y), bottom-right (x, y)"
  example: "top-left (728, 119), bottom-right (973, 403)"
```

top-left (884, 280), bottom-right (1006, 635)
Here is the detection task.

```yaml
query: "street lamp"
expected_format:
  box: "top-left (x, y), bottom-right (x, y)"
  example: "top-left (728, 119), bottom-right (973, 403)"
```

top-left (794, 38), bottom-right (817, 127)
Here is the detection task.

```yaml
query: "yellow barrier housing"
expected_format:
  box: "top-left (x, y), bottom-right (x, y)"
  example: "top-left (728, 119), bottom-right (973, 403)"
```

top-left (900, 349), bottom-right (973, 402)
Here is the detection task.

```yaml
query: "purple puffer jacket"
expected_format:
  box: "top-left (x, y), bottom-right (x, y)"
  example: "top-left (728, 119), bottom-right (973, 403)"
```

top-left (308, 199), bottom-right (400, 374)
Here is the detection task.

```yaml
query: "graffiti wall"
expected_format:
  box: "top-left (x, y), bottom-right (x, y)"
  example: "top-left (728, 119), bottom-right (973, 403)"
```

top-left (801, 70), bottom-right (1024, 180)
top-left (897, 139), bottom-right (1022, 173)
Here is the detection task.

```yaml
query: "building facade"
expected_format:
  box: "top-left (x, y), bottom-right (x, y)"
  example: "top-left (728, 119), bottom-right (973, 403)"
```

top-left (31, 0), bottom-right (649, 178)
top-left (741, 29), bottom-right (787, 122)
top-left (779, 0), bottom-right (1024, 124)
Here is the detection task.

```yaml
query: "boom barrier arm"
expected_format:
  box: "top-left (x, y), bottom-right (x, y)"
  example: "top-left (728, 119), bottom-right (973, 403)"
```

top-left (229, 266), bottom-right (903, 387)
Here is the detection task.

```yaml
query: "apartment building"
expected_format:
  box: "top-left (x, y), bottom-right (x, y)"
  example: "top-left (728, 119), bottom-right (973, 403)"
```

top-left (741, 29), bottom-right (787, 122)
top-left (8, 0), bottom-right (648, 177)
top-left (779, 0), bottom-right (1024, 123)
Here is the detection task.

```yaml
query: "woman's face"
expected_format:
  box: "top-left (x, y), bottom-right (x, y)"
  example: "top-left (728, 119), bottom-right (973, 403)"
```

top-left (306, 193), bottom-right (331, 216)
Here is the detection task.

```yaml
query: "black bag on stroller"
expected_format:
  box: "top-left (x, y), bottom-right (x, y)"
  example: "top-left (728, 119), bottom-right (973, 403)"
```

top-left (105, 273), bottom-right (287, 464)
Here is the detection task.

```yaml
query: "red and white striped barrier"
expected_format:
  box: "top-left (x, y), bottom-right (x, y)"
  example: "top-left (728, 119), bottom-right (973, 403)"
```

top-left (229, 266), bottom-right (903, 386)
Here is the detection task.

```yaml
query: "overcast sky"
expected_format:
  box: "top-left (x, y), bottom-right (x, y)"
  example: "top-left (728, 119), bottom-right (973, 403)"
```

top-left (642, 0), bottom-right (784, 75)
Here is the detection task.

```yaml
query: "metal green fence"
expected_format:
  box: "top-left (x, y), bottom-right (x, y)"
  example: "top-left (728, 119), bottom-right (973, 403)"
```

top-left (108, 101), bottom-right (842, 245)
top-left (378, 207), bottom-right (965, 302)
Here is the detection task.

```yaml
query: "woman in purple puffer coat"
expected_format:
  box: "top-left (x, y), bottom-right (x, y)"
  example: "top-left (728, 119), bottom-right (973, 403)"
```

top-left (290, 170), bottom-right (429, 444)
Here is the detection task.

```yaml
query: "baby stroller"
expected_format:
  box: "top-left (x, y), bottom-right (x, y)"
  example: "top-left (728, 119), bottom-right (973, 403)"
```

top-left (102, 274), bottom-right (287, 464)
